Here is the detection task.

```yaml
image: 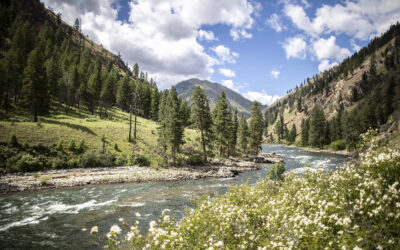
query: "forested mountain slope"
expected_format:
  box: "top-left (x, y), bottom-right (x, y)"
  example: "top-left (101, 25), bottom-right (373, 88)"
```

top-left (264, 23), bottom-right (400, 150)
top-left (0, 0), bottom-right (198, 171)
top-left (175, 78), bottom-right (266, 117)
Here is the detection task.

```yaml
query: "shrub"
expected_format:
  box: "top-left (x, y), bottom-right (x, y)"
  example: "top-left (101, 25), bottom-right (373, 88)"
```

top-left (50, 157), bottom-right (69, 169)
top-left (9, 134), bottom-right (18, 147)
top-left (8, 153), bottom-right (44, 172)
top-left (102, 140), bottom-right (400, 250)
top-left (115, 154), bottom-right (126, 166)
top-left (266, 162), bottom-right (285, 180)
top-left (76, 140), bottom-right (85, 154)
top-left (114, 143), bottom-right (119, 151)
top-left (126, 153), bottom-right (150, 166)
top-left (186, 154), bottom-right (204, 166)
top-left (329, 139), bottom-right (346, 151)
top-left (79, 151), bottom-right (115, 168)
top-left (134, 155), bottom-right (150, 167)
top-left (56, 140), bottom-right (63, 151)
top-left (22, 140), bottom-right (29, 148)
top-left (32, 173), bottom-right (40, 179)
top-left (68, 139), bottom-right (76, 151)
top-left (39, 175), bottom-right (51, 185)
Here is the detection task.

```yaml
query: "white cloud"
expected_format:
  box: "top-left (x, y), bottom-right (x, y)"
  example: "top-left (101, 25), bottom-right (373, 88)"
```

top-left (198, 30), bottom-right (218, 41)
top-left (318, 59), bottom-right (338, 72)
top-left (230, 29), bottom-right (253, 41)
top-left (312, 36), bottom-right (351, 61)
top-left (282, 36), bottom-right (307, 59)
top-left (300, 0), bottom-right (311, 8)
top-left (284, 0), bottom-right (400, 40)
top-left (266, 13), bottom-right (286, 32)
top-left (212, 45), bottom-right (240, 64)
top-left (270, 70), bottom-right (280, 79)
top-left (351, 39), bottom-right (362, 52)
top-left (243, 90), bottom-right (280, 106)
top-left (284, 4), bottom-right (317, 36)
top-left (42, 0), bottom-right (257, 88)
top-left (219, 68), bottom-right (236, 78)
top-left (222, 80), bottom-right (240, 92)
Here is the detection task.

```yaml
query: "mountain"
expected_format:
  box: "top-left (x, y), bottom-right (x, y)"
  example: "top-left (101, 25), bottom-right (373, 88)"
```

top-left (175, 78), bottom-right (266, 116)
top-left (263, 23), bottom-right (400, 148)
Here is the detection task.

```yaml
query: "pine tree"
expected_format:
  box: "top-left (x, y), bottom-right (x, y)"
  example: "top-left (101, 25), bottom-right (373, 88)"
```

top-left (342, 112), bottom-right (360, 150)
top-left (179, 101), bottom-right (191, 127)
top-left (249, 101), bottom-right (264, 155)
top-left (157, 90), bottom-right (169, 162)
top-left (45, 57), bottom-right (61, 98)
top-left (100, 72), bottom-right (115, 117)
top-left (191, 86), bottom-right (212, 162)
top-left (212, 91), bottom-right (230, 157)
top-left (383, 77), bottom-right (395, 122)
top-left (237, 114), bottom-right (249, 154)
top-left (228, 108), bottom-right (239, 156)
top-left (150, 87), bottom-right (160, 121)
top-left (133, 63), bottom-right (139, 79)
top-left (288, 124), bottom-right (297, 144)
top-left (116, 74), bottom-right (131, 112)
top-left (301, 118), bottom-right (309, 146)
top-left (309, 106), bottom-right (326, 149)
top-left (165, 87), bottom-right (184, 167)
top-left (21, 48), bottom-right (49, 122)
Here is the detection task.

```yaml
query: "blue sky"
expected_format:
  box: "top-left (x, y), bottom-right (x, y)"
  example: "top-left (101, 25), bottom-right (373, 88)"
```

top-left (43, 0), bottom-right (400, 105)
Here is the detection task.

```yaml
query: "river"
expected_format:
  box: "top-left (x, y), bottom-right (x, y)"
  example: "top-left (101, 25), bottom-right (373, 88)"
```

top-left (0, 145), bottom-right (349, 249)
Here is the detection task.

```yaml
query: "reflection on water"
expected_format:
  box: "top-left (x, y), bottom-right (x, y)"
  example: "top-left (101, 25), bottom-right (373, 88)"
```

top-left (0, 145), bottom-right (349, 249)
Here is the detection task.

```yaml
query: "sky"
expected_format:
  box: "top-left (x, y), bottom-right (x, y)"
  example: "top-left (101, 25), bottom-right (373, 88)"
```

top-left (42, 0), bottom-right (400, 105)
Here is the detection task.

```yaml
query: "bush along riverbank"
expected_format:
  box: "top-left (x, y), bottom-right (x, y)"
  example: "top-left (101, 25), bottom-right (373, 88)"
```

top-left (97, 130), bottom-right (400, 249)
top-left (0, 152), bottom-right (284, 193)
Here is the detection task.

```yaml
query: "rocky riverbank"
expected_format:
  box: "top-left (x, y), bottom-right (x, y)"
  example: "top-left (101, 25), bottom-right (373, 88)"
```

top-left (0, 154), bottom-right (284, 193)
top-left (285, 145), bottom-right (352, 156)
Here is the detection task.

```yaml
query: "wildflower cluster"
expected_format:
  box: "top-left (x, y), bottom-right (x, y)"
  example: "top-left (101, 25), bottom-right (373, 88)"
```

top-left (102, 131), bottom-right (400, 249)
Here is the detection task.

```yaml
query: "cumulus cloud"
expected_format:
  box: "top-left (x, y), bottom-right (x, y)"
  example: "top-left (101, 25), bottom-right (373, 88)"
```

top-left (198, 30), bottom-right (218, 41)
top-left (284, 0), bottom-right (400, 39)
top-left (42, 0), bottom-right (257, 88)
top-left (243, 90), bottom-right (280, 106)
top-left (351, 39), bottom-right (362, 52)
top-left (270, 70), bottom-right (280, 79)
top-left (266, 13), bottom-right (286, 32)
top-left (312, 36), bottom-right (351, 61)
top-left (222, 80), bottom-right (241, 92)
top-left (318, 60), bottom-right (338, 72)
top-left (282, 36), bottom-right (307, 59)
top-left (219, 68), bottom-right (236, 78)
top-left (212, 45), bottom-right (240, 64)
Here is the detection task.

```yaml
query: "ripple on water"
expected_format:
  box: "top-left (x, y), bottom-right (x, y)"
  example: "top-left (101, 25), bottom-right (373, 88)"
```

top-left (117, 202), bottom-right (146, 207)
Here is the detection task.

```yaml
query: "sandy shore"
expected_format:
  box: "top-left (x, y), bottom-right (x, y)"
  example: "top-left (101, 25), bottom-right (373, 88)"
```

top-left (0, 155), bottom-right (284, 193)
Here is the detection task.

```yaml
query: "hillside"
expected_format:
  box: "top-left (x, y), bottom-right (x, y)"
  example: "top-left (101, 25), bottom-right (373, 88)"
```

top-left (0, 0), bottom-right (128, 74)
top-left (264, 23), bottom-right (400, 149)
top-left (0, 0), bottom-right (202, 172)
top-left (0, 107), bottom-right (200, 169)
top-left (175, 78), bottom-right (266, 116)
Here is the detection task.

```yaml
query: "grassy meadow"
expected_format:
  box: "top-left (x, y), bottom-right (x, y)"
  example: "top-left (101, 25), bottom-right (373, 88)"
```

top-left (0, 106), bottom-right (201, 169)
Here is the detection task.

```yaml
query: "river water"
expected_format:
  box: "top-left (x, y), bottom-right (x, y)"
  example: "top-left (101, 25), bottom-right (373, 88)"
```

top-left (0, 145), bottom-right (349, 249)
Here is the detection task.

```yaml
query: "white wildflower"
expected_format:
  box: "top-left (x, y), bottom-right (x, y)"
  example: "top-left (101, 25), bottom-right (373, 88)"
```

top-left (110, 225), bottom-right (122, 234)
top-left (215, 241), bottom-right (224, 248)
top-left (90, 226), bottom-right (98, 234)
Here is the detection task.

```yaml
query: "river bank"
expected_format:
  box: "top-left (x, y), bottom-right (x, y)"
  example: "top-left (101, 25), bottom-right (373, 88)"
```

top-left (285, 144), bottom-right (353, 156)
top-left (0, 154), bottom-right (284, 193)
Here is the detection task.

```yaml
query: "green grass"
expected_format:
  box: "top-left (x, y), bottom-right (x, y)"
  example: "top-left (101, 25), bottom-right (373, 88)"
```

top-left (0, 106), bottom-right (201, 167)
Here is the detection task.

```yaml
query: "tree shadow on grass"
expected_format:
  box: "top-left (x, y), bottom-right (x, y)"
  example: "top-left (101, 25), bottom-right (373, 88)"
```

top-left (41, 118), bottom-right (97, 135)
